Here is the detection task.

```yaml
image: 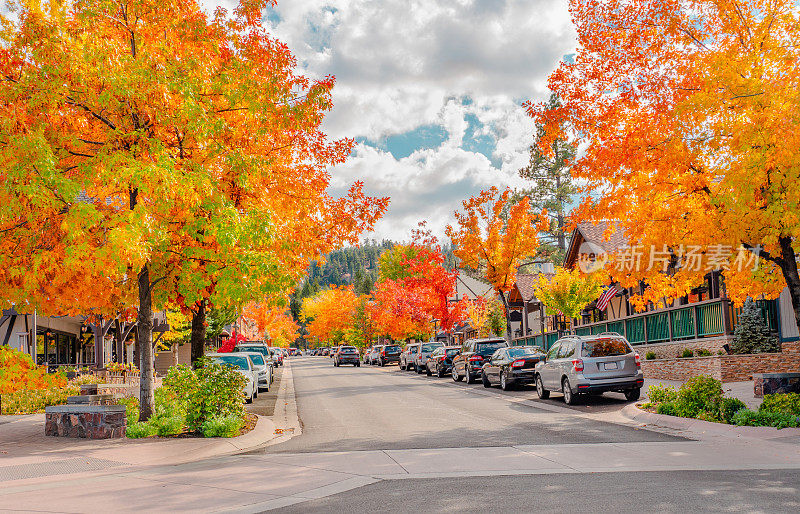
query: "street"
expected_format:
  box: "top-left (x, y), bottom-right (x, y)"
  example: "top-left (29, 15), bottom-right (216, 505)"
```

top-left (3, 357), bottom-right (800, 513)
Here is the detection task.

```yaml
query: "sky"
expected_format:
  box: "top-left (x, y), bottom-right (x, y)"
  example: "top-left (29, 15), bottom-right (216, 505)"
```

top-left (205, 0), bottom-right (577, 243)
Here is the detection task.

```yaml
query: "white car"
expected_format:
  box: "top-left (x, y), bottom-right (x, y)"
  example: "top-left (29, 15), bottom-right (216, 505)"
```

top-left (236, 351), bottom-right (272, 392)
top-left (206, 352), bottom-right (258, 403)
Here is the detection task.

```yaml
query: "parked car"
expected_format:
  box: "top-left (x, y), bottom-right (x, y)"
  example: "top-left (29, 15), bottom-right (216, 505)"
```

top-left (534, 335), bottom-right (643, 405)
top-left (233, 344), bottom-right (276, 384)
top-left (414, 341), bottom-right (445, 374)
top-left (377, 344), bottom-right (401, 366)
top-left (334, 346), bottom-right (361, 367)
top-left (399, 343), bottom-right (420, 370)
top-left (452, 337), bottom-right (509, 384)
top-left (321, 348), bottom-right (330, 356)
top-left (269, 347), bottom-right (284, 366)
top-left (481, 346), bottom-right (545, 390)
top-left (425, 346), bottom-right (461, 377)
top-left (206, 352), bottom-right (258, 403)
top-left (236, 351), bottom-right (273, 391)
top-left (366, 345), bottom-right (383, 365)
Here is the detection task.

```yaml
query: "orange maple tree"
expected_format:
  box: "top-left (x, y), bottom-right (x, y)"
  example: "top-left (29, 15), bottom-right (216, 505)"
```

top-left (0, 0), bottom-right (387, 420)
top-left (446, 187), bottom-right (547, 340)
top-left (301, 287), bottom-right (363, 345)
top-left (533, 0), bottom-right (800, 327)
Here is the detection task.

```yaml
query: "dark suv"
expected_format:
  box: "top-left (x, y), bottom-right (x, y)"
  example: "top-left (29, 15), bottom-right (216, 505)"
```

top-left (452, 337), bottom-right (508, 384)
top-left (378, 344), bottom-right (401, 366)
top-left (334, 346), bottom-right (361, 367)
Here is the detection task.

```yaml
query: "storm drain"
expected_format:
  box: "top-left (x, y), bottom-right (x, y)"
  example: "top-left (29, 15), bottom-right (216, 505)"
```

top-left (0, 457), bottom-right (126, 481)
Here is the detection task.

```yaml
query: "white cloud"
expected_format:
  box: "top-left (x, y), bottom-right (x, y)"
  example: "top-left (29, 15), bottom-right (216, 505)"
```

top-left (201, 0), bottom-right (576, 242)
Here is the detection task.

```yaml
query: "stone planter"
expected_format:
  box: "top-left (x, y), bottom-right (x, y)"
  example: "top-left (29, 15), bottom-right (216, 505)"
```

top-left (754, 372), bottom-right (800, 397)
top-left (45, 404), bottom-right (126, 439)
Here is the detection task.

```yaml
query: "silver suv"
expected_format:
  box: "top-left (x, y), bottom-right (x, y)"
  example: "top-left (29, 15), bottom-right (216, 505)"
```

top-left (534, 334), bottom-right (643, 405)
top-left (400, 343), bottom-right (420, 371)
top-left (414, 341), bottom-right (444, 374)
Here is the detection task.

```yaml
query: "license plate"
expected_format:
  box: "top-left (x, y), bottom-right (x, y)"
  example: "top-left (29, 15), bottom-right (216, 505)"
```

top-left (604, 362), bottom-right (618, 370)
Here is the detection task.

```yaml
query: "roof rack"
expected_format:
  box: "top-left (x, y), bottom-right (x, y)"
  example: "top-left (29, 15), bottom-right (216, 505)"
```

top-left (598, 331), bottom-right (623, 337)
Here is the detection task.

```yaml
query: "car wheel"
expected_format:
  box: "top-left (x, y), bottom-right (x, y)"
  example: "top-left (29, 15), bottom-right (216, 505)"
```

top-left (536, 375), bottom-right (550, 399)
top-left (625, 388), bottom-right (641, 401)
top-left (464, 370), bottom-right (474, 384)
top-left (400, 362), bottom-right (406, 371)
top-left (452, 367), bottom-right (462, 382)
top-left (500, 370), bottom-right (513, 391)
top-left (437, 367), bottom-right (446, 378)
top-left (481, 372), bottom-right (491, 388)
top-left (380, 359), bottom-right (385, 367)
top-left (562, 378), bottom-right (577, 405)
top-left (245, 390), bottom-right (253, 404)
top-left (356, 362), bottom-right (361, 367)
top-left (426, 365), bottom-right (432, 376)
top-left (416, 364), bottom-right (423, 374)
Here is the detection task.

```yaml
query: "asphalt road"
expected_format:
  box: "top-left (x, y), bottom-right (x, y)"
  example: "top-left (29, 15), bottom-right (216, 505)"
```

top-left (264, 357), bottom-right (685, 454)
top-left (281, 469), bottom-right (800, 513)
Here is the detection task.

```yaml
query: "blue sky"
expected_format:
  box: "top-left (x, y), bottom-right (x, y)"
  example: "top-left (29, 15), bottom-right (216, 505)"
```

top-left (205, 0), bottom-right (577, 242)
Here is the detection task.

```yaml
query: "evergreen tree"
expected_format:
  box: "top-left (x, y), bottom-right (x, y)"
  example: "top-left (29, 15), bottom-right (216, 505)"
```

top-left (731, 298), bottom-right (780, 354)
top-left (517, 93), bottom-right (577, 265)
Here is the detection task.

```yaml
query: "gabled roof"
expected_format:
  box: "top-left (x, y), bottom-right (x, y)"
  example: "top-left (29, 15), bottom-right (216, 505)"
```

top-left (451, 272), bottom-right (494, 301)
top-left (564, 221), bottom-right (628, 269)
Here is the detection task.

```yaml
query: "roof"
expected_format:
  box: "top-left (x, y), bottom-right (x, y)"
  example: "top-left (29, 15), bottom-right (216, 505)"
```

top-left (564, 221), bottom-right (628, 269)
top-left (451, 272), bottom-right (495, 301)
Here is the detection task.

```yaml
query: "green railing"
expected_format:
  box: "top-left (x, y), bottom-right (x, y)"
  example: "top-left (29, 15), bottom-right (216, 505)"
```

top-left (625, 317), bottom-right (646, 344)
top-left (591, 324), bottom-right (607, 335)
top-left (697, 302), bottom-right (724, 336)
top-left (606, 321), bottom-right (625, 335)
top-left (732, 299), bottom-right (778, 332)
top-left (647, 312), bottom-right (669, 342)
top-left (671, 307), bottom-right (695, 340)
top-left (575, 327), bottom-right (591, 336)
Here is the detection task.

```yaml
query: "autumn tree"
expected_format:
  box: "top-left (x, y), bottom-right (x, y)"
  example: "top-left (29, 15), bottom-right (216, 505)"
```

top-left (446, 187), bottom-right (546, 341)
top-left (301, 287), bottom-right (362, 345)
top-left (516, 93), bottom-right (577, 264)
top-left (533, 267), bottom-right (603, 333)
top-left (533, 0), bottom-right (800, 328)
top-left (369, 279), bottom-right (431, 341)
top-left (0, 0), bottom-right (386, 420)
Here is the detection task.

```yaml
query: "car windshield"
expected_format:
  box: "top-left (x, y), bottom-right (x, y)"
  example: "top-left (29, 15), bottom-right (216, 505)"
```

top-left (246, 354), bottom-right (265, 366)
top-left (421, 343), bottom-right (442, 352)
top-left (476, 342), bottom-right (506, 353)
top-left (508, 347), bottom-right (542, 359)
top-left (212, 355), bottom-right (250, 370)
top-left (445, 349), bottom-right (460, 357)
top-left (582, 338), bottom-right (631, 357)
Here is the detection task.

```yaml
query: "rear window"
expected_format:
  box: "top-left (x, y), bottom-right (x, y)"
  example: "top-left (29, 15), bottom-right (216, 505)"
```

top-left (421, 343), bottom-right (443, 352)
top-left (341, 347), bottom-right (357, 353)
top-left (508, 347), bottom-right (542, 359)
top-left (246, 353), bottom-right (265, 366)
top-left (385, 345), bottom-right (401, 352)
top-left (445, 349), bottom-right (460, 357)
top-left (237, 346), bottom-right (269, 356)
top-left (475, 342), bottom-right (507, 353)
top-left (582, 338), bottom-right (631, 357)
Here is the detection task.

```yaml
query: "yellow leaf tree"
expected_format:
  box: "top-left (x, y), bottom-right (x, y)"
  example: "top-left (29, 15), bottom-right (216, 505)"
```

top-left (446, 187), bottom-right (547, 341)
top-left (533, 267), bottom-right (604, 333)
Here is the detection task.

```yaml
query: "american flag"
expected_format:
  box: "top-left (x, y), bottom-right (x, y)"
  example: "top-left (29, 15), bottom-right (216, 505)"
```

top-left (597, 285), bottom-right (618, 311)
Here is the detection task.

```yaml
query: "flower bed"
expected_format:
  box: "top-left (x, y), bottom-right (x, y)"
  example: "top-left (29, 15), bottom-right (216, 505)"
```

top-left (641, 376), bottom-right (800, 429)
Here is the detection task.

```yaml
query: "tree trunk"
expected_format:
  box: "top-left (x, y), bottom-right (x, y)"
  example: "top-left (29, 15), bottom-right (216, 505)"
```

top-left (497, 290), bottom-right (513, 342)
top-left (137, 264), bottom-right (155, 422)
top-left (777, 237), bottom-right (800, 339)
top-left (190, 299), bottom-right (207, 365)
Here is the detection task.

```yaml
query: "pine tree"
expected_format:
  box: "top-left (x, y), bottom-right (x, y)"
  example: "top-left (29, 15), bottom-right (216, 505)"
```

top-left (517, 93), bottom-right (577, 265)
top-left (731, 298), bottom-right (780, 354)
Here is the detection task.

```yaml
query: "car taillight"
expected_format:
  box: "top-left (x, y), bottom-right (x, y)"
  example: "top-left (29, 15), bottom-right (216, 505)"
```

top-left (511, 359), bottom-right (525, 368)
top-left (469, 355), bottom-right (483, 362)
top-left (572, 359), bottom-right (584, 372)
top-left (635, 353), bottom-right (641, 368)
top-left (381, 351), bottom-right (386, 356)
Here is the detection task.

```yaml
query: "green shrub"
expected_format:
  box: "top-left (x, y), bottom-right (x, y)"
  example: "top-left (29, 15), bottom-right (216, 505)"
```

top-left (201, 415), bottom-right (244, 438)
top-left (656, 402), bottom-right (677, 416)
top-left (1, 383), bottom-right (80, 414)
top-left (152, 415), bottom-right (184, 436)
top-left (675, 375), bottom-right (723, 418)
top-left (645, 351), bottom-right (656, 360)
top-left (647, 384), bottom-right (678, 404)
top-left (732, 409), bottom-right (800, 429)
top-left (695, 349), bottom-right (712, 357)
top-left (679, 348), bottom-right (694, 358)
top-left (759, 393), bottom-right (800, 416)
top-left (126, 421), bottom-right (157, 438)
top-left (116, 396), bottom-right (140, 426)
top-left (731, 298), bottom-right (780, 354)
top-left (696, 410), bottom-right (721, 423)
top-left (720, 398), bottom-right (747, 424)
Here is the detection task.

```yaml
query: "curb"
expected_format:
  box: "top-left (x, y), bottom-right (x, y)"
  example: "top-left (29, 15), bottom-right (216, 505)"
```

top-left (621, 404), bottom-right (800, 440)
